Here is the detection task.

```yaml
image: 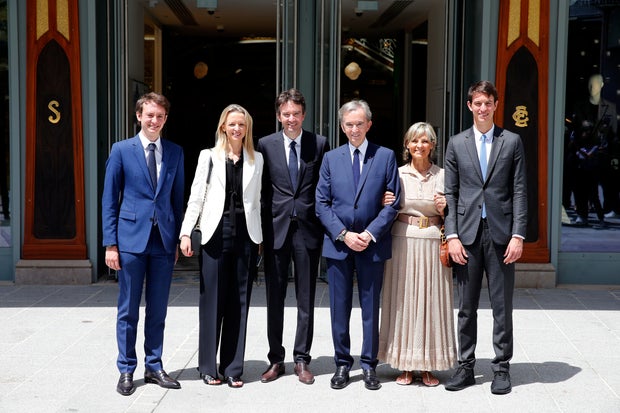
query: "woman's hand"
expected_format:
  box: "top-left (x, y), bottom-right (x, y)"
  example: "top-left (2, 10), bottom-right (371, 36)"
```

top-left (179, 235), bottom-right (193, 257)
top-left (433, 194), bottom-right (446, 215)
top-left (382, 191), bottom-right (396, 206)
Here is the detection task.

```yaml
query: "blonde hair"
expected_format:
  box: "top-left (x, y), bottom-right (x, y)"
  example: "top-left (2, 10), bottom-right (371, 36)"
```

top-left (214, 104), bottom-right (255, 162)
top-left (402, 122), bottom-right (437, 162)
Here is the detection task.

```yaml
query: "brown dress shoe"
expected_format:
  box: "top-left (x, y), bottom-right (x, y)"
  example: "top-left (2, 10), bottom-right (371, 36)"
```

top-left (294, 362), bottom-right (315, 384)
top-left (261, 363), bottom-right (285, 383)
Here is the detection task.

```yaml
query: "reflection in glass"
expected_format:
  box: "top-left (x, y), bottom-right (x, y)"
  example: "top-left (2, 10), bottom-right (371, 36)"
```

top-left (561, 2), bottom-right (620, 252)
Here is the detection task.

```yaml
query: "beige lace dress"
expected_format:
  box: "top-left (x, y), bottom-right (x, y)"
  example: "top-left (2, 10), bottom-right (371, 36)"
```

top-left (378, 163), bottom-right (456, 371)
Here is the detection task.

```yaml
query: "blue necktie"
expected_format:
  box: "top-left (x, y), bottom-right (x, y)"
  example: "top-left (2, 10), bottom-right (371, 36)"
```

top-left (288, 140), bottom-right (298, 190)
top-left (147, 143), bottom-right (157, 189)
top-left (479, 134), bottom-right (488, 218)
top-left (353, 148), bottom-right (360, 189)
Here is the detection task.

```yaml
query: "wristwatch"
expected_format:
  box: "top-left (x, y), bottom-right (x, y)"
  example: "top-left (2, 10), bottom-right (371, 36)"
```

top-left (336, 229), bottom-right (348, 242)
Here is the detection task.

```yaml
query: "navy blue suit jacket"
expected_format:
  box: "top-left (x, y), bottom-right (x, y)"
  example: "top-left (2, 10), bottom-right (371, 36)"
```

top-left (315, 141), bottom-right (400, 262)
top-left (257, 130), bottom-right (329, 250)
top-left (102, 135), bottom-right (185, 254)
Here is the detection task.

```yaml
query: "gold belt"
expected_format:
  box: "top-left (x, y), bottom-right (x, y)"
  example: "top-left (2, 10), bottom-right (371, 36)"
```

top-left (397, 214), bottom-right (442, 228)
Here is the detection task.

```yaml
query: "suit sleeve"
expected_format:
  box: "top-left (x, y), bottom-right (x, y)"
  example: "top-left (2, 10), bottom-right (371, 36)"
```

top-left (443, 137), bottom-right (459, 237)
top-left (179, 149), bottom-right (210, 238)
top-left (172, 147), bottom-right (185, 242)
top-left (315, 153), bottom-right (346, 240)
top-left (364, 149), bottom-right (400, 240)
top-left (511, 135), bottom-right (528, 238)
top-left (101, 143), bottom-right (124, 246)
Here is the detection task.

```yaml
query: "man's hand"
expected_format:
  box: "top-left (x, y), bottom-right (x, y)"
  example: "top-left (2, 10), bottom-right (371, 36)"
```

top-left (448, 238), bottom-right (468, 265)
top-left (503, 237), bottom-right (524, 264)
top-left (105, 245), bottom-right (121, 271)
top-left (344, 231), bottom-right (370, 252)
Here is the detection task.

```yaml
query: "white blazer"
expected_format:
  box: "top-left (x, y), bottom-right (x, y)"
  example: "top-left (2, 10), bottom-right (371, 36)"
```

top-left (180, 147), bottom-right (263, 244)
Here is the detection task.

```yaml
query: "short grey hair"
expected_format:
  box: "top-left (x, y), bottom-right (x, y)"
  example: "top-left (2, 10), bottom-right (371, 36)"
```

top-left (338, 99), bottom-right (372, 123)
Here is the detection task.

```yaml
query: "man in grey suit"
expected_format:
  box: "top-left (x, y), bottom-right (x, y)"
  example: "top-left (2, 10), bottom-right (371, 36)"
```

top-left (443, 81), bottom-right (527, 395)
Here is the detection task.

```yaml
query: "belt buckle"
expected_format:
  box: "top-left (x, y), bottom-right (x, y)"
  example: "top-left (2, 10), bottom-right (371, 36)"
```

top-left (419, 216), bottom-right (429, 229)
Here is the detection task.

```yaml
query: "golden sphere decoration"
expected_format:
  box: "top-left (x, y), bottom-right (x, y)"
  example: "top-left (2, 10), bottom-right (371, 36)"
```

top-left (344, 62), bottom-right (361, 80)
top-left (194, 61), bottom-right (209, 79)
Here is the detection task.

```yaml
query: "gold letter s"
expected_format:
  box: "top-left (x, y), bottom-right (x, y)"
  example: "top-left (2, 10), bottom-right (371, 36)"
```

top-left (48, 100), bottom-right (61, 124)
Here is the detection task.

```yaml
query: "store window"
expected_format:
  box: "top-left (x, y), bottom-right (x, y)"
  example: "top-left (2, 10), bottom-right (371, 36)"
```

top-left (0, 3), bottom-right (9, 247)
top-left (561, 0), bottom-right (620, 252)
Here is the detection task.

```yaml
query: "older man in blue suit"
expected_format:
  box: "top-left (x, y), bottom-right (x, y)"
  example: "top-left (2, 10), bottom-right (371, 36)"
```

top-left (316, 99), bottom-right (400, 391)
top-left (102, 92), bottom-right (185, 396)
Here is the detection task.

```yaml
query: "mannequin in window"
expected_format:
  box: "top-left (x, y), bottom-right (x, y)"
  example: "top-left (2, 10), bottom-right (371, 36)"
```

top-left (571, 74), bottom-right (617, 227)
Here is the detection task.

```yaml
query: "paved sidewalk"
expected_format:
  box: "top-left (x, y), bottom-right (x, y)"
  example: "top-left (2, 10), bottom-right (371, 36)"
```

top-left (1, 278), bottom-right (620, 413)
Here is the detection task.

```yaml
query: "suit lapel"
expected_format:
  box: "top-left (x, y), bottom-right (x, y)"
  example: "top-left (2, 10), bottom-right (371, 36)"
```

top-left (297, 131), bottom-right (316, 190)
top-left (356, 142), bottom-right (377, 198)
top-left (486, 126), bottom-right (504, 182)
top-left (132, 136), bottom-right (155, 192)
top-left (242, 147), bottom-right (255, 193)
top-left (464, 129), bottom-right (484, 182)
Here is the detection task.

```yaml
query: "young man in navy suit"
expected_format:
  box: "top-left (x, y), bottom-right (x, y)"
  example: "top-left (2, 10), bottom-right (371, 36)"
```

top-left (316, 99), bottom-right (400, 390)
top-left (257, 89), bottom-right (330, 385)
top-left (102, 92), bottom-right (185, 396)
top-left (443, 80), bottom-right (527, 395)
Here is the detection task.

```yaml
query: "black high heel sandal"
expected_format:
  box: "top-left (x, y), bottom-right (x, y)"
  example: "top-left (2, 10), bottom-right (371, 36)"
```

top-left (226, 376), bottom-right (243, 388)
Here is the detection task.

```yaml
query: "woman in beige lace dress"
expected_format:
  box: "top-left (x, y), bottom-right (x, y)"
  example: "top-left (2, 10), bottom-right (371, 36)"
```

top-left (378, 122), bottom-right (456, 386)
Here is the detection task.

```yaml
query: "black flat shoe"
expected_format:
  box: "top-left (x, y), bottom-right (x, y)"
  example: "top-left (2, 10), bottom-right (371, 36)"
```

top-left (116, 373), bottom-right (135, 396)
top-left (226, 376), bottom-right (244, 388)
top-left (362, 368), bottom-right (381, 390)
top-left (330, 365), bottom-right (350, 389)
top-left (144, 369), bottom-right (181, 389)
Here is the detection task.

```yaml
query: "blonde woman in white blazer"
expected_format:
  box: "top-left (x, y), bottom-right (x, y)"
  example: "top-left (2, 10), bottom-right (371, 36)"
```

top-left (180, 104), bottom-right (263, 389)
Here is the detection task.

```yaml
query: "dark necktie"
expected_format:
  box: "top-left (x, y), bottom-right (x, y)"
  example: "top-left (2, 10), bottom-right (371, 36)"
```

top-left (147, 143), bottom-right (157, 189)
top-left (479, 134), bottom-right (488, 218)
top-left (288, 140), bottom-right (298, 190)
top-left (353, 148), bottom-right (360, 189)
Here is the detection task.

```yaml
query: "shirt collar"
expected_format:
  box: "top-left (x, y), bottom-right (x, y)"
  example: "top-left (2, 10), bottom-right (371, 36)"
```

top-left (348, 139), bottom-right (368, 157)
top-left (473, 126), bottom-right (494, 143)
top-left (139, 132), bottom-right (161, 151)
top-left (283, 131), bottom-right (302, 147)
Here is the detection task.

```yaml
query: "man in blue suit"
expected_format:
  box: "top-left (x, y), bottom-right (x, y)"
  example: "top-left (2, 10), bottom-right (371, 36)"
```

top-left (102, 92), bottom-right (185, 396)
top-left (316, 99), bottom-right (400, 390)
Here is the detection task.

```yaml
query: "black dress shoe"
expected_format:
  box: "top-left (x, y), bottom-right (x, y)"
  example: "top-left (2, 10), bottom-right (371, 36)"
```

top-left (490, 371), bottom-right (511, 394)
top-left (362, 368), bottom-right (381, 390)
top-left (144, 369), bottom-right (181, 389)
top-left (444, 366), bottom-right (475, 391)
top-left (261, 363), bottom-right (285, 383)
top-left (116, 373), bottom-right (135, 396)
top-left (330, 365), bottom-right (350, 389)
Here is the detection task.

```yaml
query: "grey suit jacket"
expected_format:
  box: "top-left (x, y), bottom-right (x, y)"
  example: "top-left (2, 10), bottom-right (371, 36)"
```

top-left (444, 125), bottom-right (527, 245)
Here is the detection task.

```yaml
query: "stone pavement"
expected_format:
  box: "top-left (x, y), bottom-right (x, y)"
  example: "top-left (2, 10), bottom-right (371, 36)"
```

top-left (1, 278), bottom-right (620, 413)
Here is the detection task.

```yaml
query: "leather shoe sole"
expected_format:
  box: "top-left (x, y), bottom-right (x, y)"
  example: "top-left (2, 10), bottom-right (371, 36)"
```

top-left (144, 369), bottom-right (181, 389)
top-left (116, 373), bottom-right (135, 396)
top-left (330, 366), bottom-right (350, 389)
top-left (261, 363), bottom-right (285, 383)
